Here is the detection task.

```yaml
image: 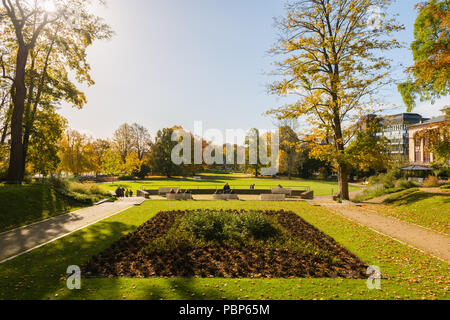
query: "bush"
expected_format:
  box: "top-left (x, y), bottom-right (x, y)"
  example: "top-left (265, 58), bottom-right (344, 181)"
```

top-left (368, 169), bottom-right (402, 189)
top-left (395, 179), bottom-right (421, 189)
top-left (423, 175), bottom-right (440, 188)
top-left (68, 182), bottom-right (108, 196)
top-left (45, 177), bottom-right (70, 190)
top-left (54, 188), bottom-right (101, 205)
top-left (234, 212), bottom-right (280, 240)
top-left (181, 210), bottom-right (281, 242)
top-left (36, 177), bottom-right (109, 205)
top-left (353, 184), bottom-right (403, 202)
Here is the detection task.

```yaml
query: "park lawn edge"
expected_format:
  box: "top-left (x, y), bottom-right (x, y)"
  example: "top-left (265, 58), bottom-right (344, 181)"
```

top-left (100, 177), bottom-right (361, 196)
top-left (0, 185), bottom-right (91, 233)
top-left (362, 189), bottom-right (450, 234)
top-left (0, 201), bottom-right (448, 300)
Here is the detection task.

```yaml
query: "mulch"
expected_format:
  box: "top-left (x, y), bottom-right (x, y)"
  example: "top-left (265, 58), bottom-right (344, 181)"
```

top-left (81, 210), bottom-right (369, 279)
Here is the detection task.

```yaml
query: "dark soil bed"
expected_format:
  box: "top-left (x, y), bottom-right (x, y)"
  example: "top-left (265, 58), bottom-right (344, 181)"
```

top-left (81, 210), bottom-right (369, 279)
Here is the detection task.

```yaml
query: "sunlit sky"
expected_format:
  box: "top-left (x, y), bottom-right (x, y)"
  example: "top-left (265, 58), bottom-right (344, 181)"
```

top-left (59, 0), bottom-right (449, 139)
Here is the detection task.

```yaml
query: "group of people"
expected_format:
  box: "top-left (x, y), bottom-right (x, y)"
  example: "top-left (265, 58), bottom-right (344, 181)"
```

top-left (115, 187), bottom-right (134, 198)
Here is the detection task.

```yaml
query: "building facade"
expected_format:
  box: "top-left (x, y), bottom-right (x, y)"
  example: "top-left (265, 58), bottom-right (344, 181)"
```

top-left (375, 113), bottom-right (429, 156)
top-left (409, 116), bottom-right (447, 166)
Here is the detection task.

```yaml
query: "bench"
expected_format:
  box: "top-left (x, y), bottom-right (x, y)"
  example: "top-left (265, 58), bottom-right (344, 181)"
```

top-left (300, 190), bottom-right (314, 200)
top-left (260, 194), bottom-right (286, 201)
top-left (159, 187), bottom-right (179, 195)
top-left (134, 199), bottom-right (146, 206)
top-left (137, 190), bottom-right (150, 198)
top-left (166, 193), bottom-right (193, 201)
top-left (94, 199), bottom-right (111, 206)
top-left (272, 188), bottom-right (292, 196)
top-left (212, 194), bottom-right (240, 200)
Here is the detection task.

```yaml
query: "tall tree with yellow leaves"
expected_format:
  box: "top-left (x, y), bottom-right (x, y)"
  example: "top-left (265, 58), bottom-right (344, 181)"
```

top-left (268, 0), bottom-right (403, 199)
top-left (398, 0), bottom-right (449, 111)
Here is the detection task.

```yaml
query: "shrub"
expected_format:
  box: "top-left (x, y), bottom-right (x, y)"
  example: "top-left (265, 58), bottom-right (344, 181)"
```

top-left (68, 182), bottom-right (108, 196)
top-left (182, 211), bottom-right (234, 242)
top-left (234, 212), bottom-right (280, 240)
top-left (368, 169), bottom-right (402, 189)
top-left (45, 177), bottom-right (70, 190)
top-left (423, 175), bottom-right (440, 188)
top-left (395, 179), bottom-right (421, 189)
top-left (55, 188), bottom-right (101, 205)
top-left (352, 184), bottom-right (403, 202)
top-left (181, 210), bottom-right (281, 242)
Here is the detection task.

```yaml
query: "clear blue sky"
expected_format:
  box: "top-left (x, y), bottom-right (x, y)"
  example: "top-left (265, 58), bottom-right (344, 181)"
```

top-left (59, 0), bottom-right (449, 139)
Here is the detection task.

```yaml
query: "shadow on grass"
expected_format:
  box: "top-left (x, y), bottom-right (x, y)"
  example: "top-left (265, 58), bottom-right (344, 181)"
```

top-left (384, 190), bottom-right (449, 206)
top-left (0, 185), bottom-right (85, 233)
top-left (0, 220), bottom-right (136, 300)
top-left (167, 278), bottom-right (238, 300)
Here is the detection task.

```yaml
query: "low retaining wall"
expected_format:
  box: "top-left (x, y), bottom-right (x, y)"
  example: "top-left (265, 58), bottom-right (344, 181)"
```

top-left (138, 189), bottom-right (314, 199)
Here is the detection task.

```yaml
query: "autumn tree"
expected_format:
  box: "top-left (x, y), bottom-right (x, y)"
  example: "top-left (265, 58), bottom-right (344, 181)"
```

top-left (123, 151), bottom-right (144, 176)
top-left (101, 149), bottom-right (122, 177)
top-left (245, 128), bottom-right (262, 177)
top-left (113, 123), bottom-right (135, 163)
top-left (398, 0), bottom-right (450, 111)
top-left (150, 127), bottom-right (182, 177)
top-left (277, 119), bottom-right (301, 179)
top-left (131, 123), bottom-right (152, 161)
top-left (27, 108), bottom-right (67, 176)
top-left (59, 129), bottom-right (95, 176)
top-left (346, 118), bottom-right (391, 173)
top-left (91, 139), bottom-right (111, 176)
top-left (268, 0), bottom-right (402, 199)
top-left (1, 0), bottom-right (112, 183)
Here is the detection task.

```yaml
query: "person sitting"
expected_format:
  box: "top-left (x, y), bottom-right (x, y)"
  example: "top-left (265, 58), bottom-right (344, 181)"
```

top-left (223, 183), bottom-right (231, 194)
top-left (278, 184), bottom-right (283, 189)
top-left (249, 184), bottom-right (255, 190)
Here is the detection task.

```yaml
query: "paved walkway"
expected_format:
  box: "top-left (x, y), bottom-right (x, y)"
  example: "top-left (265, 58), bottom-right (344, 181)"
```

top-left (0, 198), bottom-right (145, 264)
top-left (310, 196), bottom-right (450, 263)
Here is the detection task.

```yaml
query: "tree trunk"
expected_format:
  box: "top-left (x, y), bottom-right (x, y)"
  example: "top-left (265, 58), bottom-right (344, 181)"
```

top-left (7, 46), bottom-right (28, 183)
top-left (337, 162), bottom-right (350, 200)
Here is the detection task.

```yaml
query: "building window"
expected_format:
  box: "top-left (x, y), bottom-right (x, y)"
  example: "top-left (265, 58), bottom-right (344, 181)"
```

top-left (423, 138), bottom-right (431, 164)
top-left (414, 137), bottom-right (421, 163)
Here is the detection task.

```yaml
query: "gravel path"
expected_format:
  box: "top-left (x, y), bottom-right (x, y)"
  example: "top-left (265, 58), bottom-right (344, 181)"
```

top-left (311, 196), bottom-right (450, 263)
top-left (0, 198), bottom-right (144, 264)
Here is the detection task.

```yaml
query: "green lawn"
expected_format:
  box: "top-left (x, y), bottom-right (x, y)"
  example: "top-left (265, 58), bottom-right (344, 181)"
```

top-left (0, 185), bottom-right (87, 233)
top-left (364, 189), bottom-right (450, 234)
top-left (101, 175), bottom-right (359, 196)
top-left (0, 201), bottom-right (447, 300)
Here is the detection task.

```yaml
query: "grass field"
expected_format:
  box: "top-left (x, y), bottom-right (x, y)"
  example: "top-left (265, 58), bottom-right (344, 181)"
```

top-left (364, 189), bottom-right (450, 234)
top-left (0, 201), bottom-right (447, 300)
top-left (0, 184), bottom-right (87, 233)
top-left (101, 175), bottom-right (360, 196)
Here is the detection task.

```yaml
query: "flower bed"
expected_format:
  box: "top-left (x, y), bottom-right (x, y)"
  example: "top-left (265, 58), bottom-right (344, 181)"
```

top-left (82, 210), bottom-right (368, 279)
